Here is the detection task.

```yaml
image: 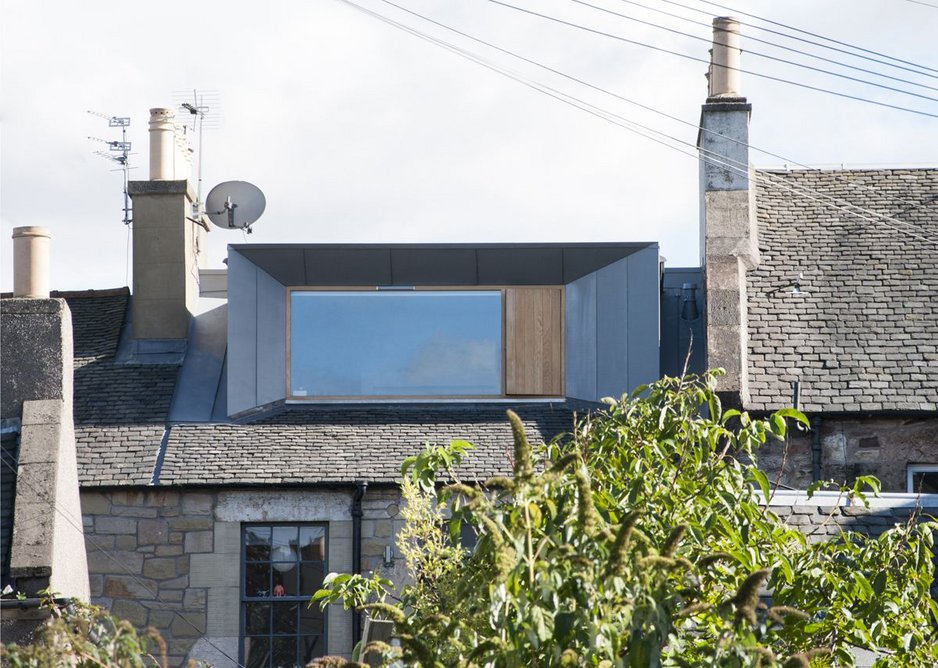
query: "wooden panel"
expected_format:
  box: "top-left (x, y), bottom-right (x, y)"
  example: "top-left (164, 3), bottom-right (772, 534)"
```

top-left (506, 287), bottom-right (563, 396)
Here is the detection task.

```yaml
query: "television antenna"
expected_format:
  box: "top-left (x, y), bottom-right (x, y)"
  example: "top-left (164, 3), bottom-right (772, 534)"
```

top-left (87, 111), bottom-right (133, 225)
top-left (172, 89), bottom-right (221, 219)
top-left (204, 181), bottom-right (266, 234)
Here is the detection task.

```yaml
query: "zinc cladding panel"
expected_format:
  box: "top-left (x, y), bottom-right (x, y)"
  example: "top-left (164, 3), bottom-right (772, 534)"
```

top-left (505, 287), bottom-right (563, 396)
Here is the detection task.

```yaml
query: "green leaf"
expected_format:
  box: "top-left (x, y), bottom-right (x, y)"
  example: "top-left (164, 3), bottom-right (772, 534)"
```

top-left (773, 407), bottom-right (810, 428)
top-left (749, 467), bottom-right (771, 500)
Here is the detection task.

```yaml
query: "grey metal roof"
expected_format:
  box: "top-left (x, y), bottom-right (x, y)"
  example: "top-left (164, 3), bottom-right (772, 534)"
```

top-left (155, 402), bottom-right (581, 486)
top-left (746, 168), bottom-right (938, 413)
top-left (232, 243), bottom-right (655, 287)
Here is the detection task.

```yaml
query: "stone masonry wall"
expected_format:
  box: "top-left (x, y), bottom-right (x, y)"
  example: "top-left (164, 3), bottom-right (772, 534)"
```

top-left (753, 415), bottom-right (938, 492)
top-left (81, 489), bottom-right (213, 666)
top-left (81, 486), bottom-right (404, 668)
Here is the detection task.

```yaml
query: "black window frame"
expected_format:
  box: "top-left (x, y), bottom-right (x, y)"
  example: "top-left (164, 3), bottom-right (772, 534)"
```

top-left (239, 522), bottom-right (329, 668)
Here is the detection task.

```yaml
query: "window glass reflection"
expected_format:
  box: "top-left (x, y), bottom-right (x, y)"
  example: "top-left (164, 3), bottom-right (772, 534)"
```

top-left (299, 527), bottom-right (325, 560)
top-left (244, 637), bottom-right (269, 668)
top-left (245, 526), bottom-right (271, 561)
top-left (290, 291), bottom-right (502, 397)
top-left (242, 524), bottom-right (327, 667)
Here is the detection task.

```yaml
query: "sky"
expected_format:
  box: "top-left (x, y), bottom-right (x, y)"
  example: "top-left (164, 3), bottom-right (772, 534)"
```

top-left (1, 0), bottom-right (936, 292)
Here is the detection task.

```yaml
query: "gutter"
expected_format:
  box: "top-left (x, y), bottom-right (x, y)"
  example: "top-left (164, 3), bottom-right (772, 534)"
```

top-left (351, 481), bottom-right (368, 646)
top-left (0, 596), bottom-right (73, 611)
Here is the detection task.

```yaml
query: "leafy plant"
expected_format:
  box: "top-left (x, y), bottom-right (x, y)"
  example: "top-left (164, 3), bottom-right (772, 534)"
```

top-left (0, 596), bottom-right (185, 667)
top-left (315, 371), bottom-right (938, 667)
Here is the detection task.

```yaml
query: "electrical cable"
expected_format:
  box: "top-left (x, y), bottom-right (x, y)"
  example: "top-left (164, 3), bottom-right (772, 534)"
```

top-left (0, 456), bottom-right (246, 668)
top-left (656, 0), bottom-right (938, 79)
top-left (567, 0), bottom-right (938, 102)
top-left (609, 0), bottom-right (938, 91)
top-left (695, 0), bottom-right (938, 75)
top-left (485, 0), bottom-right (938, 118)
top-left (338, 0), bottom-right (938, 247)
top-left (371, 0), bottom-right (929, 210)
top-left (904, 0), bottom-right (938, 9)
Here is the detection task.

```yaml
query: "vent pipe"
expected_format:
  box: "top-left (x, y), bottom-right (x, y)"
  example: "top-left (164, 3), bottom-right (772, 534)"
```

top-left (709, 17), bottom-right (741, 98)
top-left (148, 107), bottom-right (177, 180)
top-left (12, 226), bottom-right (51, 298)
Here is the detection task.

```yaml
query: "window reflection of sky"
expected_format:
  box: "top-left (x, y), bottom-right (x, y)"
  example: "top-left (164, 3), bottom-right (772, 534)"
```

top-left (291, 291), bottom-right (502, 397)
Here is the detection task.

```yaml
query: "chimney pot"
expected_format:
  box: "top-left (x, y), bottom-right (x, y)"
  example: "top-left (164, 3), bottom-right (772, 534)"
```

top-left (149, 107), bottom-right (177, 180)
top-left (709, 17), bottom-right (742, 98)
top-left (12, 226), bottom-right (52, 298)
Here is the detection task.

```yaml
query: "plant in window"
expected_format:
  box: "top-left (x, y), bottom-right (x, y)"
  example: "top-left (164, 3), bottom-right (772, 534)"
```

top-left (314, 371), bottom-right (938, 667)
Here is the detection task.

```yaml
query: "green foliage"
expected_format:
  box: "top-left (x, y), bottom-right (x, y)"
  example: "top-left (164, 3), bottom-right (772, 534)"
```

top-left (315, 371), bottom-right (938, 667)
top-left (0, 597), bottom-right (185, 667)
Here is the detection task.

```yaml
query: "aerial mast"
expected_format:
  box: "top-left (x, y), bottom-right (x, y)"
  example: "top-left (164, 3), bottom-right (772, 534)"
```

top-left (87, 110), bottom-right (133, 225)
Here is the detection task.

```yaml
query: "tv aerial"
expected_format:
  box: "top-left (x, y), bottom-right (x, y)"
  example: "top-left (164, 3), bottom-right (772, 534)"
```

top-left (87, 111), bottom-right (134, 225)
top-left (204, 181), bottom-right (266, 234)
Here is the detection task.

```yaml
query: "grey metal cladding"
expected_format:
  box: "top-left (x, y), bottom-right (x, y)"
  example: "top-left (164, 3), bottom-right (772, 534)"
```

top-left (747, 168), bottom-right (938, 413)
top-left (562, 246), bottom-right (648, 283)
top-left (390, 248), bottom-right (479, 285)
top-left (229, 243), bottom-right (655, 287)
top-left (304, 248), bottom-right (392, 286)
top-left (238, 247), bottom-right (306, 285)
top-left (476, 248), bottom-right (565, 284)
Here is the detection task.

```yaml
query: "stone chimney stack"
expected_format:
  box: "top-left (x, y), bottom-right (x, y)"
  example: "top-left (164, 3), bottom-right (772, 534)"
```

top-left (698, 17), bottom-right (758, 407)
top-left (129, 107), bottom-right (207, 341)
top-left (12, 226), bottom-right (51, 298)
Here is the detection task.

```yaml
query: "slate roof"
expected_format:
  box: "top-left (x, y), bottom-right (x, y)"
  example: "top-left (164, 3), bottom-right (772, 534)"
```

top-left (54, 289), bottom-right (174, 486)
top-left (158, 403), bottom-right (579, 485)
top-left (52, 290), bottom-right (583, 486)
top-left (747, 168), bottom-right (938, 413)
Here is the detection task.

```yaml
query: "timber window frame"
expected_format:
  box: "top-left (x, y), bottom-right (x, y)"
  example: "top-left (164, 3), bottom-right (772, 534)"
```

top-left (286, 286), bottom-right (564, 400)
top-left (240, 523), bottom-right (328, 668)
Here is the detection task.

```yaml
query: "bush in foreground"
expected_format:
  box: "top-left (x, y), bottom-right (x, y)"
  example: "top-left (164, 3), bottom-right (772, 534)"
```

top-left (315, 371), bottom-right (938, 667)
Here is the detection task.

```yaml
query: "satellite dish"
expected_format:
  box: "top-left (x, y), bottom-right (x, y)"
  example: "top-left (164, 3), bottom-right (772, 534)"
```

top-left (205, 180), bottom-right (266, 233)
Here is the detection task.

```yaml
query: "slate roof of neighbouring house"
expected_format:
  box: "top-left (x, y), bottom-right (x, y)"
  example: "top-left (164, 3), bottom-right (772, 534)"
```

top-left (53, 290), bottom-right (583, 487)
top-left (156, 403), bottom-right (580, 486)
top-left (747, 168), bottom-right (938, 413)
top-left (51, 289), bottom-right (174, 486)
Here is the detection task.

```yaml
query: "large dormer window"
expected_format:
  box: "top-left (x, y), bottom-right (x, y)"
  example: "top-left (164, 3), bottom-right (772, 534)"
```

top-left (289, 290), bottom-right (504, 398)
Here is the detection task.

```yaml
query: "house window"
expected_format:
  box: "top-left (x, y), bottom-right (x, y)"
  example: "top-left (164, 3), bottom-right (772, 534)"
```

top-left (907, 466), bottom-right (938, 494)
top-left (288, 287), bottom-right (564, 399)
top-left (290, 291), bottom-right (503, 398)
top-left (241, 524), bottom-right (327, 668)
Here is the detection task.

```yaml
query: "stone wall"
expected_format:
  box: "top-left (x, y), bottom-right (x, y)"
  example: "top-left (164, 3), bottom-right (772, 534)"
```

top-left (753, 415), bottom-right (938, 492)
top-left (81, 486), bottom-right (405, 667)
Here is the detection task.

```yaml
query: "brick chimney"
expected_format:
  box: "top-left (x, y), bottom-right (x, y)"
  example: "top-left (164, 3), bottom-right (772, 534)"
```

top-left (698, 17), bottom-right (759, 407)
top-left (129, 107), bottom-right (207, 340)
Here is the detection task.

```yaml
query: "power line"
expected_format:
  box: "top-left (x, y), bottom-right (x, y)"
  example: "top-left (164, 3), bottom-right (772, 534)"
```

top-left (485, 0), bottom-right (938, 118)
top-left (370, 0), bottom-right (927, 211)
top-left (656, 0), bottom-right (938, 79)
top-left (695, 0), bottom-right (938, 75)
top-left (904, 0), bottom-right (938, 9)
top-left (337, 0), bottom-right (938, 247)
top-left (567, 0), bottom-right (938, 102)
top-left (0, 457), bottom-right (245, 668)
top-left (606, 0), bottom-right (938, 92)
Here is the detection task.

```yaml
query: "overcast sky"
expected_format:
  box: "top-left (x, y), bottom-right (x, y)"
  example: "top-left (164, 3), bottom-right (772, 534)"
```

top-left (1, 0), bottom-right (936, 292)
